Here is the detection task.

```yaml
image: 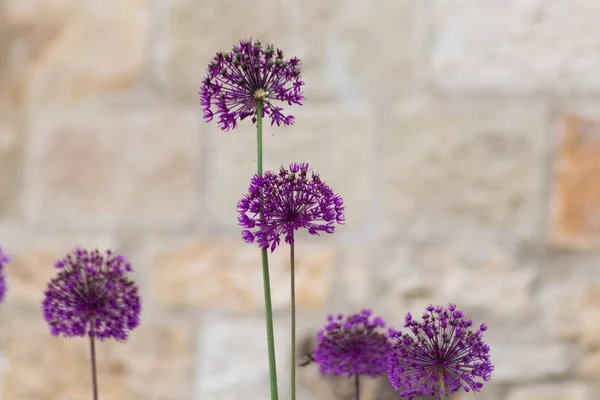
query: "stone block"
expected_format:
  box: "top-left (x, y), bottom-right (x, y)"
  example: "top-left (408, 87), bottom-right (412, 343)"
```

top-left (194, 314), bottom-right (288, 400)
top-left (25, 106), bottom-right (201, 230)
top-left (373, 242), bottom-right (536, 323)
top-left (550, 115), bottom-right (600, 248)
top-left (385, 95), bottom-right (548, 239)
top-left (149, 238), bottom-right (338, 312)
top-left (283, 0), bottom-right (417, 101)
top-left (492, 344), bottom-right (569, 382)
top-left (1, 0), bottom-right (150, 109)
top-left (151, 0), bottom-right (288, 101)
top-left (0, 105), bottom-right (22, 220)
top-left (430, 0), bottom-right (600, 93)
top-left (507, 383), bottom-right (588, 400)
top-left (151, 0), bottom-right (417, 103)
top-left (0, 315), bottom-right (194, 400)
top-left (578, 350), bottom-right (600, 380)
top-left (0, 234), bottom-right (118, 308)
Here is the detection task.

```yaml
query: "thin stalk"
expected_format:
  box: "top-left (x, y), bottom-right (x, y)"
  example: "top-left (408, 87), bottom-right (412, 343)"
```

top-left (290, 234), bottom-right (296, 400)
top-left (439, 372), bottom-right (446, 399)
top-left (354, 374), bottom-right (360, 400)
top-left (89, 334), bottom-right (99, 400)
top-left (256, 99), bottom-right (279, 400)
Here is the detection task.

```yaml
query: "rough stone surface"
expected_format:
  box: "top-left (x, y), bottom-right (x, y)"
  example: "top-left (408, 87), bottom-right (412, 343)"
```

top-left (0, 315), bottom-right (194, 400)
top-left (205, 105), bottom-right (377, 230)
top-left (435, 244), bottom-right (536, 320)
top-left (539, 274), bottom-right (586, 341)
top-left (491, 344), bottom-right (570, 382)
top-left (125, 317), bottom-right (195, 400)
top-left (372, 242), bottom-right (536, 324)
top-left (195, 314), bottom-right (289, 400)
top-left (337, 244), bottom-right (377, 309)
top-left (1, 0), bottom-right (82, 26)
top-left (538, 265), bottom-right (600, 349)
top-left (24, 106), bottom-right (200, 230)
top-left (1, 0), bottom-right (150, 109)
top-left (580, 284), bottom-right (600, 350)
top-left (385, 95), bottom-right (548, 239)
top-left (0, 104), bottom-right (22, 220)
top-left (283, 0), bottom-right (417, 102)
top-left (153, 0), bottom-right (288, 101)
top-left (150, 239), bottom-right (338, 312)
top-left (507, 383), bottom-right (589, 400)
top-left (152, 0), bottom-right (416, 102)
top-left (0, 234), bottom-right (117, 308)
top-left (430, 0), bottom-right (600, 93)
top-left (550, 115), bottom-right (600, 248)
top-left (578, 350), bottom-right (600, 380)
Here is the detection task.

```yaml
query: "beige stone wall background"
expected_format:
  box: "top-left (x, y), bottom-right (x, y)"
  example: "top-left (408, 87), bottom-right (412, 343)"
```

top-left (1, 0), bottom-right (600, 399)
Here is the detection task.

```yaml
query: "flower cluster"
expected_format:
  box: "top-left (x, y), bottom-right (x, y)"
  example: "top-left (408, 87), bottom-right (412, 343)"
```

top-left (313, 310), bottom-right (390, 378)
top-left (238, 162), bottom-right (345, 252)
top-left (199, 38), bottom-right (304, 131)
top-left (387, 304), bottom-right (494, 399)
top-left (0, 246), bottom-right (10, 304)
top-left (42, 248), bottom-right (141, 341)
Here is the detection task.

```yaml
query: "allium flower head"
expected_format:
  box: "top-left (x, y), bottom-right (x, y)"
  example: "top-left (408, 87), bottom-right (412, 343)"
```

top-left (200, 38), bottom-right (304, 131)
top-left (313, 309), bottom-right (390, 378)
top-left (0, 246), bottom-right (10, 303)
top-left (238, 162), bottom-right (345, 252)
top-left (388, 304), bottom-right (493, 400)
top-left (42, 248), bottom-right (141, 341)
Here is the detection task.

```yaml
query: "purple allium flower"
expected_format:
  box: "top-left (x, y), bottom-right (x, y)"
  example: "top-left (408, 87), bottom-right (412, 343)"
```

top-left (199, 38), bottom-right (304, 131)
top-left (387, 304), bottom-right (494, 400)
top-left (42, 248), bottom-right (141, 341)
top-left (313, 310), bottom-right (390, 378)
top-left (237, 162), bottom-right (345, 252)
top-left (0, 247), bottom-right (10, 303)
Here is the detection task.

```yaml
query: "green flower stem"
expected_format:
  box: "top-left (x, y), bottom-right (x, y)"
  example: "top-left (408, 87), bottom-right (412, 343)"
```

top-left (256, 99), bottom-right (279, 400)
top-left (355, 374), bottom-right (360, 400)
top-left (290, 234), bottom-right (296, 400)
top-left (89, 333), bottom-right (99, 400)
top-left (439, 372), bottom-right (446, 399)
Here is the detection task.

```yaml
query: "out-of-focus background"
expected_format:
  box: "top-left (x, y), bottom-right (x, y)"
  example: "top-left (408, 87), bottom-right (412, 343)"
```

top-left (0, 0), bottom-right (599, 399)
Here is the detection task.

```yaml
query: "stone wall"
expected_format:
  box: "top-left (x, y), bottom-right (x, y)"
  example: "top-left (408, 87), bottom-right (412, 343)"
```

top-left (0, 0), bottom-right (599, 399)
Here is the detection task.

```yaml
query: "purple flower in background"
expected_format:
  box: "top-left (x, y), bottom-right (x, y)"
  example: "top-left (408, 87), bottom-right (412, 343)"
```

top-left (388, 304), bottom-right (493, 400)
top-left (0, 247), bottom-right (10, 303)
top-left (42, 248), bottom-right (141, 341)
top-left (199, 38), bottom-right (304, 131)
top-left (238, 162), bottom-right (345, 252)
top-left (313, 310), bottom-right (390, 378)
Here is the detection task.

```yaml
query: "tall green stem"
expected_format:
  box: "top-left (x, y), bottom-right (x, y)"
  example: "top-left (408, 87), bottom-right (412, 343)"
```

top-left (439, 372), bottom-right (446, 399)
top-left (290, 234), bottom-right (296, 400)
top-left (256, 99), bottom-right (279, 400)
top-left (354, 374), bottom-right (360, 400)
top-left (89, 334), bottom-right (99, 400)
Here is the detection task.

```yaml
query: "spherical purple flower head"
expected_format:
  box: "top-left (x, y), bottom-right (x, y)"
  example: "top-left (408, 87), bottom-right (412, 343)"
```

top-left (238, 162), bottom-right (345, 252)
top-left (0, 246), bottom-right (10, 303)
top-left (42, 248), bottom-right (141, 342)
top-left (199, 38), bottom-right (304, 131)
top-left (387, 304), bottom-right (493, 400)
top-left (313, 309), bottom-right (391, 378)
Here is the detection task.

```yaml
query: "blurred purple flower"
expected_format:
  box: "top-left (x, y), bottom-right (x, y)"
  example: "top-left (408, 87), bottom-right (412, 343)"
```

top-left (388, 304), bottom-right (494, 400)
top-left (313, 309), bottom-right (390, 378)
top-left (42, 248), bottom-right (141, 341)
top-left (199, 38), bottom-right (304, 131)
top-left (237, 162), bottom-right (345, 252)
top-left (0, 246), bottom-right (10, 303)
